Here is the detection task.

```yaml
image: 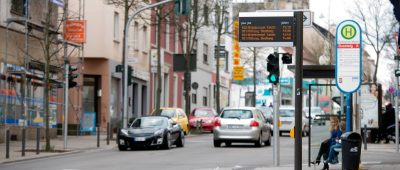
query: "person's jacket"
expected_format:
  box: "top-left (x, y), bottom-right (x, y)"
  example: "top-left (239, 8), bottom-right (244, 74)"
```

top-left (330, 129), bottom-right (342, 146)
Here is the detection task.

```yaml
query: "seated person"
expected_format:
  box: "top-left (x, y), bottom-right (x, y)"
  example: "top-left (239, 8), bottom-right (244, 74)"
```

top-left (325, 121), bottom-right (346, 164)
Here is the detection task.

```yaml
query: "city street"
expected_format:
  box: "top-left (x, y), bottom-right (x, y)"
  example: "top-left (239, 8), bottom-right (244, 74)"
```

top-left (0, 134), bottom-right (295, 170)
top-left (2, 125), bottom-right (400, 170)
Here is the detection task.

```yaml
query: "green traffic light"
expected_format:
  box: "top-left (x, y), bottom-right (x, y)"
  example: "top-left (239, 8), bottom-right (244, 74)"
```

top-left (268, 74), bottom-right (279, 84)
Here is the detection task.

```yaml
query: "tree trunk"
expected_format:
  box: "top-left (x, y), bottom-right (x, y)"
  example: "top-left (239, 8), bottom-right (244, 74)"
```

top-left (373, 52), bottom-right (380, 83)
top-left (155, 9), bottom-right (162, 114)
top-left (44, 0), bottom-right (51, 151)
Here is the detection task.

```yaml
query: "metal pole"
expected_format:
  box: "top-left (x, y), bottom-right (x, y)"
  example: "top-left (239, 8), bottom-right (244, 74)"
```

top-left (273, 84), bottom-right (280, 166)
top-left (294, 11), bottom-right (304, 170)
top-left (36, 127), bottom-right (40, 154)
top-left (97, 126), bottom-right (100, 148)
top-left (363, 124), bottom-right (367, 150)
top-left (272, 0), bottom-right (280, 166)
top-left (63, 0), bottom-right (69, 150)
top-left (22, 128), bottom-right (26, 157)
top-left (6, 129), bottom-right (10, 159)
top-left (340, 92), bottom-right (344, 120)
top-left (396, 53), bottom-right (399, 152)
top-left (308, 84), bottom-right (312, 167)
top-left (346, 93), bottom-right (351, 132)
top-left (107, 122), bottom-right (110, 145)
top-left (123, 0), bottom-right (174, 128)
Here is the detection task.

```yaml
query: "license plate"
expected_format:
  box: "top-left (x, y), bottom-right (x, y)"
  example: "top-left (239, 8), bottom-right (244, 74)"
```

top-left (134, 137), bottom-right (146, 141)
top-left (228, 125), bottom-right (242, 129)
top-left (282, 121), bottom-right (292, 125)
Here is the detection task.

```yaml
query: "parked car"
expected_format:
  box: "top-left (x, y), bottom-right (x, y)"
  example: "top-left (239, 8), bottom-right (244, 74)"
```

top-left (150, 107), bottom-right (190, 135)
top-left (117, 116), bottom-right (185, 151)
top-left (257, 106), bottom-right (274, 133)
top-left (213, 107), bottom-right (272, 147)
top-left (303, 106), bottom-right (326, 125)
top-left (189, 107), bottom-right (218, 132)
top-left (279, 106), bottom-right (309, 136)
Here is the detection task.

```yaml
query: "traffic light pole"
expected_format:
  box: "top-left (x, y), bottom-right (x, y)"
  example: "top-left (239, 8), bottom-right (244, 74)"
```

top-left (63, 0), bottom-right (69, 149)
top-left (273, 84), bottom-right (280, 166)
top-left (123, 0), bottom-right (174, 128)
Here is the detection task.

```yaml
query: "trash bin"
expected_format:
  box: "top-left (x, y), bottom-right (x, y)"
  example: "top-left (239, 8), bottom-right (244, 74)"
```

top-left (341, 132), bottom-right (362, 170)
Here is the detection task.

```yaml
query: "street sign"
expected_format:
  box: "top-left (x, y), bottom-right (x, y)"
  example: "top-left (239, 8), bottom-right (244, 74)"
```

top-left (239, 11), bottom-right (294, 47)
top-left (395, 69), bottom-right (400, 77)
top-left (335, 20), bottom-right (362, 93)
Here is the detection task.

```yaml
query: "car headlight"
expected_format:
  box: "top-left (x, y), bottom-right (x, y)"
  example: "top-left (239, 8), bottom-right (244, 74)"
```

top-left (207, 120), bottom-right (212, 124)
top-left (121, 129), bottom-right (129, 136)
top-left (154, 129), bottom-right (164, 136)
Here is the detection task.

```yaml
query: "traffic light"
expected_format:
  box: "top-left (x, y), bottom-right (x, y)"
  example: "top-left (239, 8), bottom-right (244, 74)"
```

top-left (267, 54), bottom-right (279, 85)
top-left (68, 65), bottom-right (78, 88)
top-left (128, 65), bottom-right (133, 86)
top-left (282, 53), bottom-right (292, 64)
top-left (174, 0), bottom-right (191, 16)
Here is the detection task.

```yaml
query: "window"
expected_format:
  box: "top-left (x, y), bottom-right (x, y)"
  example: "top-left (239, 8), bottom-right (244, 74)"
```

top-left (11, 0), bottom-right (27, 16)
top-left (134, 22), bottom-right (139, 49)
top-left (174, 27), bottom-right (179, 53)
top-left (142, 26), bottom-right (148, 50)
top-left (165, 18), bottom-right (170, 51)
top-left (203, 4), bottom-right (209, 26)
top-left (192, 93), bottom-right (197, 104)
top-left (203, 87), bottom-right (208, 106)
top-left (203, 43), bottom-right (208, 64)
top-left (114, 12), bottom-right (119, 41)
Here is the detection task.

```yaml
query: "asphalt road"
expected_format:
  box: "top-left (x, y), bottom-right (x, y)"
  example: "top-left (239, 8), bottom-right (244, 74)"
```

top-left (1, 124), bottom-right (400, 170)
top-left (0, 133), bottom-right (309, 170)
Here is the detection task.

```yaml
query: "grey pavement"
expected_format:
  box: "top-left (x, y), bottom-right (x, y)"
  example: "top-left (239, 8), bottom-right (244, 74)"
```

top-left (1, 132), bottom-right (400, 170)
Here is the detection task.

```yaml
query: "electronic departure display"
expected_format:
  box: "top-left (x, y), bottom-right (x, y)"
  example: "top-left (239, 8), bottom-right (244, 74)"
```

top-left (239, 17), bottom-right (294, 43)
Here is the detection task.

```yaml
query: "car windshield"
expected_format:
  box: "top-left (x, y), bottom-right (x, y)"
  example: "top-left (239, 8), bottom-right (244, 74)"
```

top-left (130, 117), bottom-right (167, 128)
top-left (280, 109), bottom-right (295, 117)
top-left (158, 109), bottom-right (176, 118)
top-left (257, 107), bottom-right (272, 117)
top-left (194, 109), bottom-right (213, 117)
top-left (221, 110), bottom-right (253, 119)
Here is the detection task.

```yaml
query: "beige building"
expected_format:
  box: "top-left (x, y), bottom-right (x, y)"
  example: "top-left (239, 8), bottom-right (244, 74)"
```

top-left (67, 0), bottom-right (151, 132)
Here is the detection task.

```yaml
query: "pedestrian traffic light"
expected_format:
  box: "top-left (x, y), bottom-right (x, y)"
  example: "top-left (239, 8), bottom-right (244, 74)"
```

top-left (282, 53), bottom-right (292, 64)
top-left (68, 65), bottom-right (78, 88)
top-left (128, 65), bottom-right (133, 86)
top-left (267, 54), bottom-right (279, 85)
top-left (174, 0), bottom-right (191, 16)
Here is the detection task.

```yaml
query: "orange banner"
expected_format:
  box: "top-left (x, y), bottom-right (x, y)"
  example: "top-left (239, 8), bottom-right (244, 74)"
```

top-left (64, 20), bottom-right (86, 43)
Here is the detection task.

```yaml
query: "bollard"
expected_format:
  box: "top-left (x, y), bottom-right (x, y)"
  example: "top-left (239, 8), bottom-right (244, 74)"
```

top-left (97, 126), bottom-right (100, 148)
top-left (107, 122), bottom-right (110, 145)
top-left (22, 128), bottom-right (26, 157)
top-left (6, 129), bottom-right (10, 159)
top-left (363, 124), bottom-right (368, 150)
top-left (36, 127), bottom-right (40, 155)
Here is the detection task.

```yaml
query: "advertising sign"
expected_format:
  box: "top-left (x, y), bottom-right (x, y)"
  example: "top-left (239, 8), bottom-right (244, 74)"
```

top-left (335, 20), bottom-right (362, 93)
top-left (232, 66), bottom-right (244, 80)
top-left (64, 20), bottom-right (86, 43)
top-left (239, 11), bottom-right (294, 47)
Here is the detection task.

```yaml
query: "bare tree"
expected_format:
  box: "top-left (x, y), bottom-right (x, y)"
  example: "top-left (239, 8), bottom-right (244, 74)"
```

top-left (349, 0), bottom-right (397, 83)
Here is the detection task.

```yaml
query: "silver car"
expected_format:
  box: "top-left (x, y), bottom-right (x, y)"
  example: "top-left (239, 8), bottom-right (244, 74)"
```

top-left (279, 106), bottom-right (310, 136)
top-left (213, 107), bottom-right (272, 147)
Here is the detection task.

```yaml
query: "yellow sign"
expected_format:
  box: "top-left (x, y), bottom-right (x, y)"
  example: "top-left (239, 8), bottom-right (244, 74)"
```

top-left (233, 73), bottom-right (244, 80)
top-left (233, 66), bottom-right (244, 73)
top-left (290, 127), bottom-right (295, 138)
top-left (341, 24), bottom-right (356, 40)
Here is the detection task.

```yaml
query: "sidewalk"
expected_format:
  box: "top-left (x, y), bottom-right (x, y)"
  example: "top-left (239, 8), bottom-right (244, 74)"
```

top-left (0, 134), bottom-right (115, 164)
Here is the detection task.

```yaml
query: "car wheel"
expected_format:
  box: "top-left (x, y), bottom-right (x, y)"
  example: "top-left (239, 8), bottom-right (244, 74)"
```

top-left (118, 145), bottom-right (127, 151)
top-left (213, 140), bottom-right (221, 147)
top-left (176, 132), bottom-right (185, 147)
top-left (255, 133), bottom-right (262, 147)
top-left (264, 135), bottom-right (271, 146)
top-left (225, 142), bottom-right (231, 147)
top-left (163, 133), bottom-right (172, 149)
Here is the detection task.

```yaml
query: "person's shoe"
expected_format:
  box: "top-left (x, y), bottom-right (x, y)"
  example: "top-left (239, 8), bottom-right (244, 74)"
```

top-left (311, 159), bottom-right (321, 165)
top-left (321, 163), bottom-right (329, 170)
